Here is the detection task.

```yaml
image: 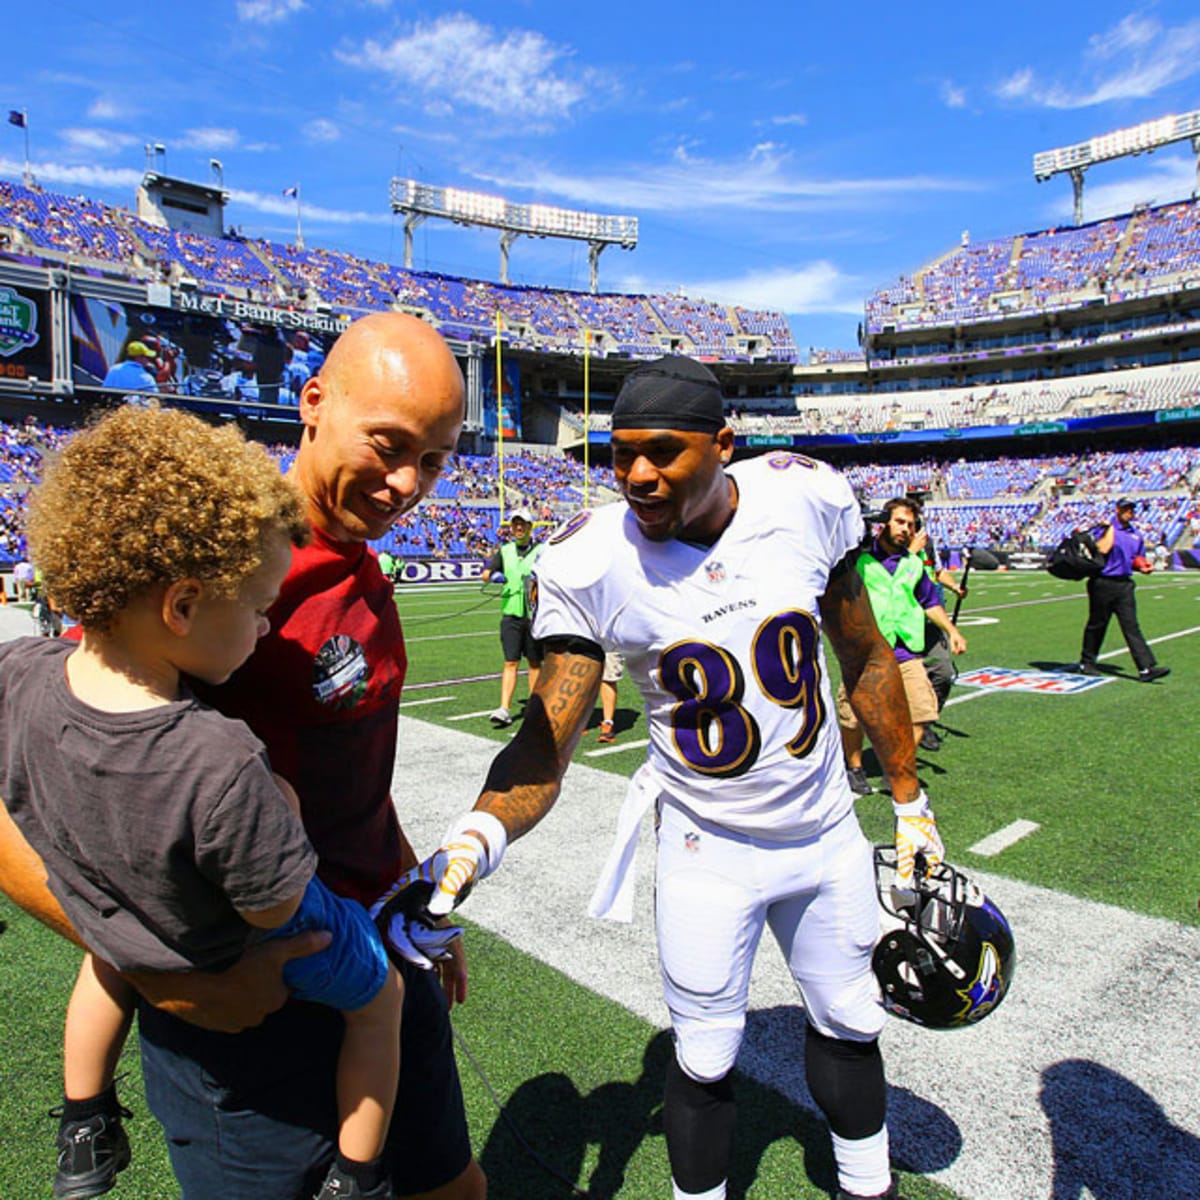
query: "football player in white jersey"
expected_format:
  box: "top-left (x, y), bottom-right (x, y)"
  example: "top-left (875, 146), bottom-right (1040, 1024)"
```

top-left (389, 356), bottom-right (943, 1200)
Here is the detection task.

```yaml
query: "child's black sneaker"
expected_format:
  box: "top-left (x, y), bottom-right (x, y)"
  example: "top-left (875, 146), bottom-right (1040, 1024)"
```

top-left (51, 1104), bottom-right (132, 1200)
top-left (312, 1162), bottom-right (393, 1199)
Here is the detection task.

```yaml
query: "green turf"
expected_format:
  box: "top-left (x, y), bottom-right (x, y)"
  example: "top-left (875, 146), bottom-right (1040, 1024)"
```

top-left (0, 897), bottom-right (958, 1200)
top-left (3, 568), bottom-right (1197, 1198)
top-left (397, 572), bottom-right (1200, 925)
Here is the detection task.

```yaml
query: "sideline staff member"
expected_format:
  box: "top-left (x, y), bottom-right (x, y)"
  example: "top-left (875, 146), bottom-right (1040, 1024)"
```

top-left (482, 508), bottom-right (542, 727)
top-left (838, 498), bottom-right (966, 795)
top-left (1076, 496), bottom-right (1169, 683)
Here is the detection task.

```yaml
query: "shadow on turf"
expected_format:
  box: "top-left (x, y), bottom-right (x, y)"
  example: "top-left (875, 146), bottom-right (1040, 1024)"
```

top-left (1028, 659), bottom-right (1127, 679)
top-left (1041, 1059), bottom-right (1200, 1199)
top-left (584, 706), bottom-right (640, 739)
top-left (479, 1022), bottom-right (961, 1198)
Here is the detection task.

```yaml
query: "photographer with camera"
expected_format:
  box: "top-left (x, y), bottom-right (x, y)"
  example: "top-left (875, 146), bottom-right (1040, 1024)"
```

top-left (838, 497), bottom-right (967, 795)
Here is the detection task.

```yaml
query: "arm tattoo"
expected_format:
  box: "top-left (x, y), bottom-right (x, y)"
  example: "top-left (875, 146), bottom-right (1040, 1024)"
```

top-left (476, 649), bottom-right (602, 840)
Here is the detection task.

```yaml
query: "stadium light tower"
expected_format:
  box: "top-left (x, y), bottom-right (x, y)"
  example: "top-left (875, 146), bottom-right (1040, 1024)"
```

top-left (389, 177), bottom-right (638, 293)
top-left (1034, 109), bottom-right (1200, 225)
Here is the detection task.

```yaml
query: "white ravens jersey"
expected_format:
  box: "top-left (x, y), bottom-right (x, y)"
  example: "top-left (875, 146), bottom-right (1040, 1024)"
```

top-left (531, 451), bottom-right (863, 840)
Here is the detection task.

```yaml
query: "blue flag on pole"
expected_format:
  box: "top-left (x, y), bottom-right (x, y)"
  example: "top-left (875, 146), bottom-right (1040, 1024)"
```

top-left (282, 186), bottom-right (298, 198)
top-left (8, 110), bottom-right (27, 129)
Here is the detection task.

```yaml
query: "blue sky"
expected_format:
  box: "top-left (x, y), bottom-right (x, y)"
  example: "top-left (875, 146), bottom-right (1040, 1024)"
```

top-left (4, 1), bottom-right (1200, 353)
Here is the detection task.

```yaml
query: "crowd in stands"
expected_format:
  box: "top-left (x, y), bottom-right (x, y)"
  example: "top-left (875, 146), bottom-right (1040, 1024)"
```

top-left (1, 414), bottom-right (1198, 571)
top-left (0, 177), bottom-right (798, 364)
top-left (754, 362), bottom-right (1200, 436)
top-left (866, 196), bottom-right (1200, 333)
top-left (0, 417), bottom-right (72, 563)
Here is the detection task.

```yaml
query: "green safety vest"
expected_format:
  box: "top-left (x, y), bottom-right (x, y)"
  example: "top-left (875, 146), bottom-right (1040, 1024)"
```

top-left (858, 550), bottom-right (927, 653)
top-left (499, 541), bottom-right (540, 618)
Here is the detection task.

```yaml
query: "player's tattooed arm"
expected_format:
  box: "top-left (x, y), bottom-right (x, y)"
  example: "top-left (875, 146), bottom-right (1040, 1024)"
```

top-left (475, 645), bottom-right (603, 840)
top-left (819, 551), bottom-right (920, 803)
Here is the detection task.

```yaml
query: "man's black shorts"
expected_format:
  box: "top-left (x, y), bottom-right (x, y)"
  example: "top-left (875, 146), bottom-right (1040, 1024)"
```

top-left (500, 614), bottom-right (543, 665)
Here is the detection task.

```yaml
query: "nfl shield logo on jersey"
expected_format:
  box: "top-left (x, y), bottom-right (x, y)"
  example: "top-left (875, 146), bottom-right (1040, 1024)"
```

top-left (684, 831), bottom-right (700, 853)
top-left (705, 560), bottom-right (725, 584)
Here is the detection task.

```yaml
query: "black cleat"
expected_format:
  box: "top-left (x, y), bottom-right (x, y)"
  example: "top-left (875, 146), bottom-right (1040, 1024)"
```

top-left (52, 1105), bottom-right (132, 1200)
top-left (846, 766), bottom-right (874, 797)
top-left (919, 726), bottom-right (942, 751)
top-left (1139, 665), bottom-right (1170, 683)
top-left (1072, 662), bottom-right (1102, 676)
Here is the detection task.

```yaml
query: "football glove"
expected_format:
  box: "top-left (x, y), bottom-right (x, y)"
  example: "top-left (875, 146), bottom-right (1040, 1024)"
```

top-left (892, 791), bottom-right (944, 888)
top-left (369, 868), bottom-right (464, 972)
top-left (425, 811), bottom-right (509, 918)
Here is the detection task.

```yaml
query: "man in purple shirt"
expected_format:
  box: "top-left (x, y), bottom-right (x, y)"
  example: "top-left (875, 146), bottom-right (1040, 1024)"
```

top-left (837, 498), bottom-right (967, 794)
top-left (1076, 497), bottom-right (1170, 682)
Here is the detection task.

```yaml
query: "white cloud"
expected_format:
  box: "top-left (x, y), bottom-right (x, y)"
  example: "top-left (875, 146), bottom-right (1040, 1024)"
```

top-left (59, 128), bottom-right (139, 155)
top-left (228, 187), bottom-right (391, 226)
top-left (87, 97), bottom-right (129, 121)
top-left (473, 146), bottom-right (979, 217)
top-left (620, 262), bottom-right (864, 317)
top-left (770, 113), bottom-right (808, 127)
top-left (0, 155), bottom-right (141, 191)
top-left (303, 118), bottom-right (340, 142)
top-left (339, 13), bottom-right (595, 124)
top-left (236, 0), bottom-right (304, 23)
top-left (940, 80), bottom-right (967, 109)
top-left (178, 127), bottom-right (240, 152)
top-left (996, 12), bottom-right (1200, 108)
top-left (1046, 154), bottom-right (1196, 223)
top-left (0, 155), bottom-right (392, 230)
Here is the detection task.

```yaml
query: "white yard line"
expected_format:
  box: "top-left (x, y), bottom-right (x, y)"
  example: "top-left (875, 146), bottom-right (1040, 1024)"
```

top-left (448, 709), bottom-right (502, 722)
top-left (583, 738), bottom-right (650, 758)
top-left (969, 819), bottom-right (1041, 857)
top-left (396, 715), bottom-right (1200, 1200)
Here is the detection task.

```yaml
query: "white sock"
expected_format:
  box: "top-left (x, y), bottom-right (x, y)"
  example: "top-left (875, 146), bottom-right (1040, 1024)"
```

top-left (830, 1127), bottom-right (891, 1197)
top-left (671, 1180), bottom-right (726, 1200)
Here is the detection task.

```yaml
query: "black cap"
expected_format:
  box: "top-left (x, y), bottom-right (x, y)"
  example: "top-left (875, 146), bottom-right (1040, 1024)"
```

top-left (611, 355), bottom-right (725, 433)
top-left (1116, 497), bottom-right (1136, 511)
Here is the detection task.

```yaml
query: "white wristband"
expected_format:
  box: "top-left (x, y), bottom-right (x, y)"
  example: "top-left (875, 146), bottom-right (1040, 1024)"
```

top-left (892, 790), bottom-right (932, 819)
top-left (443, 810), bottom-right (509, 879)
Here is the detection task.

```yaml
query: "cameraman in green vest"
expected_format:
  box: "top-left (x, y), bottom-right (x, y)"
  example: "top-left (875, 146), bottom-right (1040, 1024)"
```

top-left (836, 497), bottom-right (967, 795)
top-left (482, 508), bottom-right (543, 727)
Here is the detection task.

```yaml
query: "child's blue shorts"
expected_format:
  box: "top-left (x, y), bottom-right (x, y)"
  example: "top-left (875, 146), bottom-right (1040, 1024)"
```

top-left (273, 876), bottom-right (389, 1011)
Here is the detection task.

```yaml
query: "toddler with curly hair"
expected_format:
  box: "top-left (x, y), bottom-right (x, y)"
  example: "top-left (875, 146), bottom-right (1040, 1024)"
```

top-left (2, 405), bottom-right (406, 1200)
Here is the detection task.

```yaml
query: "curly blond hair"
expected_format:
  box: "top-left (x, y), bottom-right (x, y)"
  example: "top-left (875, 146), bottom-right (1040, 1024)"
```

top-left (27, 405), bottom-right (310, 633)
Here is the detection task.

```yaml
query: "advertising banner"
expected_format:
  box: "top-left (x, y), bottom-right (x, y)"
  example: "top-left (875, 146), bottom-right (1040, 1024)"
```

top-left (0, 284), bottom-right (51, 382)
top-left (481, 356), bottom-right (521, 440)
top-left (69, 294), bottom-right (334, 407)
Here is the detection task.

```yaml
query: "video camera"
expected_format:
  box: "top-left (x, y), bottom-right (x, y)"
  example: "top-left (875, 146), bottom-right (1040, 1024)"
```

top-left (857, 487), bottom-right (931, 546)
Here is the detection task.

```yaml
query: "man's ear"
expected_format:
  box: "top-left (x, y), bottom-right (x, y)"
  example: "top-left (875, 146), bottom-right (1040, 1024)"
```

top-left (716, 426), bottom-right (735, 464)
top-left (162, 579), bottom-right (204, 637)
top-left (298, 374), bottom-right (324, 431)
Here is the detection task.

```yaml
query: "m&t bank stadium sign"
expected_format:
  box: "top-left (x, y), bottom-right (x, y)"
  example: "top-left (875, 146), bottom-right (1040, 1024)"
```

top-left (174, 291), bottom-right (351, 336)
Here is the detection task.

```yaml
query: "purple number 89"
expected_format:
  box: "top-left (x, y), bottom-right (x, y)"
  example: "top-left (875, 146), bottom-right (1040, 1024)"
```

top-left (659, 610), bottom-right (825, 778)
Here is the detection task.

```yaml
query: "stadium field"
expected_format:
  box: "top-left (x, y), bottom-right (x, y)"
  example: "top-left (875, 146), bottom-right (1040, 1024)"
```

top-left (2, 568), bottom-right (1199, 1198)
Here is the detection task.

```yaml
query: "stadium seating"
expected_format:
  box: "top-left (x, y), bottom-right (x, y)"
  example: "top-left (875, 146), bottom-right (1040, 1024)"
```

top-left (865, 197), bottom-right (1200, 332)
top-left (0, 176), bottom-right (798, 364)
top-left (0, 413), bottom-right (1195, 566)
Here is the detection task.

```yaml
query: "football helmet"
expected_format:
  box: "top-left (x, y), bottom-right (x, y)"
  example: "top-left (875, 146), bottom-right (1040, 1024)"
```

top-left (872, 845), bottom-right (1015, 1030)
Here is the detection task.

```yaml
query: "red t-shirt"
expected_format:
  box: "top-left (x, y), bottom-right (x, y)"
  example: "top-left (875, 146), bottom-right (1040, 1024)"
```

top-left (199, 527), bottom-right (407, 904)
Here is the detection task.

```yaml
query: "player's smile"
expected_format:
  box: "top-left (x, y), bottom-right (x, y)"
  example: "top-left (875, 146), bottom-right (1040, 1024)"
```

top-left (612, 427), bottom-right (734, 544)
